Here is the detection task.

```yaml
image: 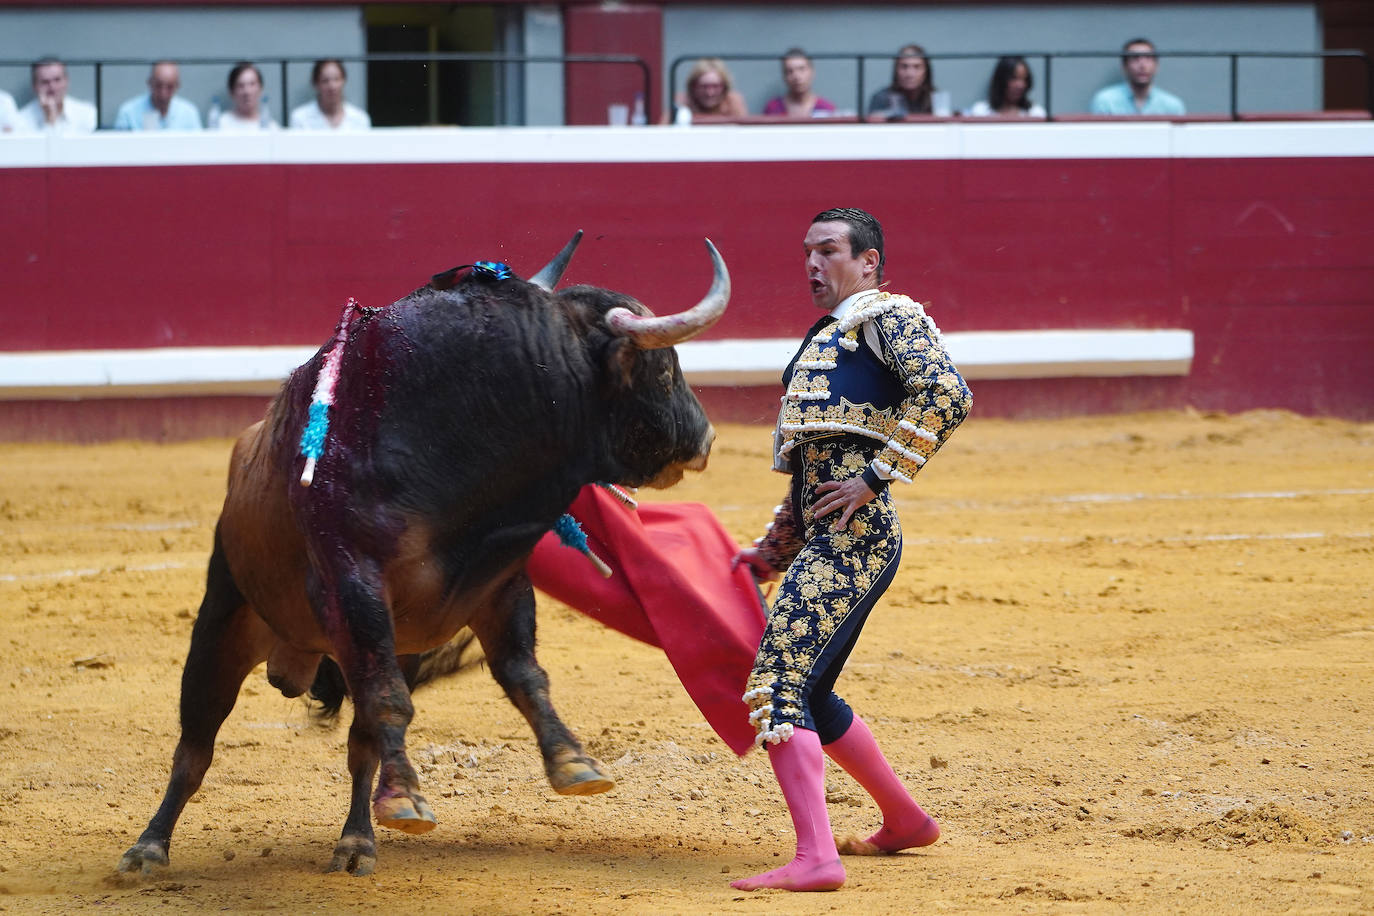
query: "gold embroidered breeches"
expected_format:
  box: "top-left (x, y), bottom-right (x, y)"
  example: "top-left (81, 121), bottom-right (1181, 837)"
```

top-left (744, 435), bottom-right (903, 746)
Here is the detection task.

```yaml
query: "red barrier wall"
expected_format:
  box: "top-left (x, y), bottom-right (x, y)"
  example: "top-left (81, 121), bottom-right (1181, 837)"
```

top-left (2, 127), bottom-right (1372, 439)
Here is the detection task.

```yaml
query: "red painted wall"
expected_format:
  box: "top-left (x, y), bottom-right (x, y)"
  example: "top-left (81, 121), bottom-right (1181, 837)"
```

top-left (2, 153), bottom-right (1372, 437)
top-left (563, 3), bottom-right (662, 126)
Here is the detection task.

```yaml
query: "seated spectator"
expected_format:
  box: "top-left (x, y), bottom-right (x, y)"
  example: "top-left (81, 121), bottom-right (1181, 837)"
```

top-left (289, 59), bottom-right (371, 131)
top-left (14, 57), bottom-right (96, 134)
top-left (1090, 38), bottom-right (1185, 116)
top-left (0, 89), bottom-right (17, 133)
top-left (762, 48), bottom-right (836, 118)
top-left (210, 62), bottom-right (278, 132)
top-left (867, 44), bottom-right (937, 119)
top-left (113, 61), bottom-right (202, 131)
top-left (965, 56), bottom-right (1046, 118)
top-left (663, 58), bottom-right (748, 124)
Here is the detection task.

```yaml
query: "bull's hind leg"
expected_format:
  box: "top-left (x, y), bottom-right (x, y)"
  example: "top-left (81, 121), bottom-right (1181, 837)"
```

top-left (470, 575), bottom-right (614, 796)
top-left (119, 528), bottom-right (273, 875)
top-left (303, 556), bottom-right (434, 876)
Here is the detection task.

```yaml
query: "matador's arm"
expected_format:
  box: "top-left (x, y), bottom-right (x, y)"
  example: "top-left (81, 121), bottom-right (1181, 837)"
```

top-left (752, 480), bottom-right (806, 573)
top-left (864, 300), bottom-right (973, 487)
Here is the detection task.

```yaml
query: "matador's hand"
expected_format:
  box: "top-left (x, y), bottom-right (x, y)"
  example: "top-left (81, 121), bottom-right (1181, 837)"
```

top-left (813, 477), bottom-right (878, 531)
top-left (732, 547), bottom-right (779, 582)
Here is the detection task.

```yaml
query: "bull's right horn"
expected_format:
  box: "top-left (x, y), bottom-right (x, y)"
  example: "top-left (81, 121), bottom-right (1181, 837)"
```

top-left (605, 238), bottom-right (730, 349)
top-left (529, 230), bottom-right (583, 291)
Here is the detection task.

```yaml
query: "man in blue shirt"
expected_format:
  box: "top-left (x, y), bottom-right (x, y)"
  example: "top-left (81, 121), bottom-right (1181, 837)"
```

top-left (1090, 38), bottom-right (1185, 116)
top-left (114, 61), bottom-right (202, 131)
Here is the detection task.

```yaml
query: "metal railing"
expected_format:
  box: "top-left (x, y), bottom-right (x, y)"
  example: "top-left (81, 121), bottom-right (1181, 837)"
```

top-left (668, 49), bottom-right (1373, 121)
top-left (5, 49), bottom-right (1366, 127)
top-left (3, 52), bottom-right (651, 127)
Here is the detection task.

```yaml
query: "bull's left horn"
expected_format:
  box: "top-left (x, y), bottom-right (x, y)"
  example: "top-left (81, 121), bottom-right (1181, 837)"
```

top-left (605, 238), bottom-right (730, 349)
top-left (529, 230), bottom-right (583, 291)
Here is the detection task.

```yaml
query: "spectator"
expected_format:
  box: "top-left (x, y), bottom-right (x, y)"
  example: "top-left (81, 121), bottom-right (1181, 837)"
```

top-left (210, 62), bottom-right (277, 132)
top-left (867, 44), bottom-right (936, 119)
top-left (0, 89), bottom-right (17, 133)
top-left (289, 59), bottom-right (371, 131)
top-left (15, 57), bottom-right (97, 134)
top-left (113, 61), bottom-right (202, 131)
top-left (763, 48), bottom-right (836, 118)
top-left (965, 56), bottom-right (1046, 118)
top-left (663, 58), bottom-right (748, 124)
top-left (1090, 38), bottom-right (1185, 115)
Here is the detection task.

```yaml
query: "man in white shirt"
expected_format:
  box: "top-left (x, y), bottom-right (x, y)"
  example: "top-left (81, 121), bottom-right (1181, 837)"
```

top-left (113, 61), bottom-right (202, 131)
top-left (16, 58), bottom-right (97, 134)
top-left (1090, 38), bottom-right (1186, 116)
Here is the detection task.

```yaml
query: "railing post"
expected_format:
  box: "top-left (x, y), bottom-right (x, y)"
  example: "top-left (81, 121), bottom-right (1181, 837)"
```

top-left (1043, 53), bottom-right (1052, 120)
top-left (856, 54), bottom-right (865, 119)
top-left (280, 59), bottom-right (289, 127)
top-left (638, 58), bottom-right (650, 122)
top-left (1365, 51), bottom-right (1374, 117)
top-left (95, 61), bottom-right (103, 128)
top-left (1229, 54), bottom-right (1238, 120)
top-left (668, 57), bottom-right (683, 121)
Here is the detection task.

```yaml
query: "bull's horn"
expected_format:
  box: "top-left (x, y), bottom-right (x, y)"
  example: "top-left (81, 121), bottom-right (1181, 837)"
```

top-left (605, 238), bottom-right (730, 349)
top-left (529, 230), bottom-right (583, 291)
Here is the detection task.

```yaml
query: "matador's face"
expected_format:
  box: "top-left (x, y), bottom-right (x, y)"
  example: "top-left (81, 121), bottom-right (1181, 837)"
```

top-left (803, 220), bottom-right (878, 312)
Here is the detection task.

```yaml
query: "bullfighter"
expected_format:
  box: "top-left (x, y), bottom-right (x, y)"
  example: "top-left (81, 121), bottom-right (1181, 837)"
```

top-left (731, 206), bottom-right (973, 891)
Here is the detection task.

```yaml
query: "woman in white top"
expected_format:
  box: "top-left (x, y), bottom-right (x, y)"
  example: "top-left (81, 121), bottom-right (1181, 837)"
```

top-left (965, 56), bottom-right (1047, 118)
top-left (289, 59), bottom-right (371, 131)
top-left (212, 62), bottom-right (277, 132)
top-left (0, 89), bottom-right (17, 133)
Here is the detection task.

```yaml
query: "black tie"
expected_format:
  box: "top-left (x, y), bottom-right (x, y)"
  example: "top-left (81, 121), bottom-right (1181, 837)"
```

top-left (782, 314), bottom-right (837, 387)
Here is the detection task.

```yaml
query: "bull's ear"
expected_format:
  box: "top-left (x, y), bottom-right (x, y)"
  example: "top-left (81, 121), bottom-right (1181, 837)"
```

top-left (430, 266), bottom-right (465, 290)
top-left (605, 338), bottom-right (639, 389)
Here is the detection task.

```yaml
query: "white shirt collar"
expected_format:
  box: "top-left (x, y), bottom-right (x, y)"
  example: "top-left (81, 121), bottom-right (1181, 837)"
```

top-left (829, 287), bottom-right (883, 321)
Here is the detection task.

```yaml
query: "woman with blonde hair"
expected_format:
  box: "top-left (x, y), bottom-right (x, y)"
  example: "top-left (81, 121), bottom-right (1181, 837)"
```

top-left (664, 57), bottom-right (749, 124)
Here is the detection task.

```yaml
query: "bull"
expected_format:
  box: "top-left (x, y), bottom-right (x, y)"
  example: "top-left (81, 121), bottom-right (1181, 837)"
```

top-left (118, 232), bottom-right (730, 877)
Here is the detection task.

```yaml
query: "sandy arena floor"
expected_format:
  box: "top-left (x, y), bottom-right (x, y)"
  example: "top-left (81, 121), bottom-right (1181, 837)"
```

top-left (1, 409), bottom-right (1372, 914)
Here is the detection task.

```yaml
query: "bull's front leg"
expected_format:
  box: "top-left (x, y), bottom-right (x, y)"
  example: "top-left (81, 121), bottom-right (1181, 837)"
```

top-left (470, 574), bottom-right (613, 796)
top-left (119, 532), bottom-right (273, 875)
top-left (305, 555), bottom-right (434, 877)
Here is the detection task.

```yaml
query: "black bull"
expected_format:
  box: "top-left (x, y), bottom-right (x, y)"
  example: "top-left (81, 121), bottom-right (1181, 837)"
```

top-left (118, 233), bottom-right (731, 877)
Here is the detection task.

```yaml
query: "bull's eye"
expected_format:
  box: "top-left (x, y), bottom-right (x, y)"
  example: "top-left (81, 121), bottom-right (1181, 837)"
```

top-left (659, 366), bottom-right (674, 391)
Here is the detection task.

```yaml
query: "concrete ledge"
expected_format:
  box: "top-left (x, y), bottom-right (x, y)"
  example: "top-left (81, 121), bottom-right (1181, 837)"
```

top-left (2, 123), bottom-right (1370, 169)
top-left (0, 346), bottom-right (316, 399)
top-left (0, 330), bottom-right (1192, 400)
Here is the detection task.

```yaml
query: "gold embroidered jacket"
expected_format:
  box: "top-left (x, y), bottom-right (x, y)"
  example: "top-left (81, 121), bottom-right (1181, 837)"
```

top-left (756, 291), bottom-right (972, 570)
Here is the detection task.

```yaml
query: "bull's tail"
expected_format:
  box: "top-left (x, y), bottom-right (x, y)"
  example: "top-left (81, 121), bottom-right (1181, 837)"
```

top-left (307, 654), bottom-right (350, 722)
top-left (307, 629), bottom-right (484, 722)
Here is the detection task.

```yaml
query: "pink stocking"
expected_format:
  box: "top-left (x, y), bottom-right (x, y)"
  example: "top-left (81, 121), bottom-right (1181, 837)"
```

top-left (730, 728), bottom-right (845, 891)
top-left (824, 715), bottom-right (940, 854)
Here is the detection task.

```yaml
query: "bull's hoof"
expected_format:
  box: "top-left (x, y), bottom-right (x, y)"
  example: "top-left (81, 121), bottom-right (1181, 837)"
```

top-left (117, 840), bottom-right (169, 876)
top-left (374, 794), bottom-right (437, 834)
top-left (549, 755), bottom-right (615, 796)
top-left (328, 835), bottom-right (377, 876)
